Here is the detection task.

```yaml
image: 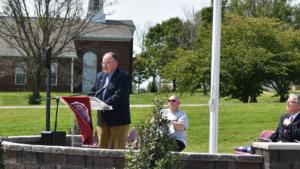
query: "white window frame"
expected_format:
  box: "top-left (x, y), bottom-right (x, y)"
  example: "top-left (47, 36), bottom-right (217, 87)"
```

top-left (15, 62), bottom-right (26, 85)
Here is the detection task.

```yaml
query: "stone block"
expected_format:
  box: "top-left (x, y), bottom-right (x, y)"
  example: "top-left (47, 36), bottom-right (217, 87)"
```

top-left (86, 156), bottom-right (114, 168)
top-left (236, 154), bottom-right (263, 163)
top-left (3, 151), bottom-right (17, 163)
top-left (21, 152), bottom-right (38, 164)
top-left (291, 161), bottom-right (300, 169)
top-left (235, 162), bottom-right (263, 169)
top-left (216, 161), bottom-right (227, 169)
top-left (4, 162), bottom-right (25, 169)
top-left (24, 164), bottom-right (41, 169)
top-left (226, 161), bottom-right (236, 169)
top-left (60, 166), bottom-right (86, 169)
top-left (40, 164), bottom-right (57, 169)
top-left (269, 163), bottom-right (292, 169)
top-left (39, 153), bottom-right (66, 165)
top-left (278, 150), bottom-right (300, 163)
top-left (113, 157), bottom-right (125, 169)
top-left (254, 148), bottom-right (263, 156)
top-left (187, 153), bottom-right (236, 161)
top-left (264, 162), bottom-right (271, 169)
top-left (263, 150), bottom-right (279, 163)
top-left (65, 154), bottom-right (86, 167)
top-left (183, 160), bottom-right (215, 169)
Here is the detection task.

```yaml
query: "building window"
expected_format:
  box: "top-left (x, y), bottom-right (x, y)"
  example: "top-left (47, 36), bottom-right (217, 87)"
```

top-left (51, 63), bottom-right (58, 86)
top-left (15, 63), bottom-right (26, 85)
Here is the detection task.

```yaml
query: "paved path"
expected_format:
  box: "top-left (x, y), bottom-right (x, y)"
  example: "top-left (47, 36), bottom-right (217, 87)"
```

top-left (0, 104), bottom-right (208, 109)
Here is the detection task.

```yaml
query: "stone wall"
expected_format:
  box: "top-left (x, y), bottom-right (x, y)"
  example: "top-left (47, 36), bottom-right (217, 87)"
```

top-left (3, 142), bottom-right (125, 169)
top-left (4, 137), bottom-right (300, 169)
top-left (180, 153), bottom-right (263, 169)
top-left (1, 136), bottom-right (263, 169)
top-left (253, 142), bottom-right (300, 169)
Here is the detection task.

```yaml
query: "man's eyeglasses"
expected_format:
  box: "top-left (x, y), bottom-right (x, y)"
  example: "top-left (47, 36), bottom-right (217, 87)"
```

top-left (168, 99), bottom-right (176, 103)
top-left (102, 60), bottom-right (115, 65)
top-left (287, 101), bottom-right (300, 105)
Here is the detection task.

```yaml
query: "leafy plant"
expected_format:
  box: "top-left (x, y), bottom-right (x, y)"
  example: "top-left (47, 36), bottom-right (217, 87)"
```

top-left (28, 94), bottom-right (42, 105)
top-left (0, 132), bottom-right (5, 169)
top-left (125, 99), bottom-right (182, 169)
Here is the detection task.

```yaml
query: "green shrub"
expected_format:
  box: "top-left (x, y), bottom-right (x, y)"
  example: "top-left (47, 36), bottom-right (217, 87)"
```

top-left (125, 99), bottom-right (182, 169)
top-left (160, 84), bottom-right (172, 93)
top-left (0, 136), bottom-right (4, 169)
top-left (147, 81), bottom-right (158, 93)
top-left (28, 94), bottom-right (41, 105)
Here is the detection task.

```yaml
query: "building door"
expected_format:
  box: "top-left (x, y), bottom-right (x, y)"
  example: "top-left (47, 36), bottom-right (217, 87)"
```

top-left (82, 51), bottom-right (97, 93)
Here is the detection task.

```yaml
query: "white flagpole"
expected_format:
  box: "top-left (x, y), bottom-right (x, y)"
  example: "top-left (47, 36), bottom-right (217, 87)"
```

top-left (209, 0), bottom-right (222, 153)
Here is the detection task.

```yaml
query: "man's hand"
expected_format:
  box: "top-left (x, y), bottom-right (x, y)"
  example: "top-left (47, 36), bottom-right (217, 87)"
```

top-left (171, 121), bottom-right (185, 131)
top-left (283, 118), bottom-right (292, 126)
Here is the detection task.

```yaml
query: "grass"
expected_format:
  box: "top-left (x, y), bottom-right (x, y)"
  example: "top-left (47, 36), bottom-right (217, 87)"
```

top-left (0, 91), bottom-right (287, 153)
top-left (0, 92), bottom-right (72, 106)
top-left (0, 91), bottom-right (210, 105)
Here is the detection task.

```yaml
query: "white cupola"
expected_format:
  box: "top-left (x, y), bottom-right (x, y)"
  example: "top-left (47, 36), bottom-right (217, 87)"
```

top-left (87, 0), bottom-right (106, 23)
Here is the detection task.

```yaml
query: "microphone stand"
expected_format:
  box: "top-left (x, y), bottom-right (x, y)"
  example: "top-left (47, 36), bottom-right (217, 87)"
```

top-left (54, 96), bottom-right (60, 132)
top-left (36, 96), bottom-right (61, 132)
top-left (39, 96), bottom-right (66, 146)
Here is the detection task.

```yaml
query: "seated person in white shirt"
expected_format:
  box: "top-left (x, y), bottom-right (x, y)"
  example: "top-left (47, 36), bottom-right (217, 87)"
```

top-left (161, 95), bottom-right (189, 151)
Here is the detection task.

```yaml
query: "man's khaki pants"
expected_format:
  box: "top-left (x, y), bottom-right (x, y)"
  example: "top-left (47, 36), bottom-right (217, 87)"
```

top-left (96, 123), bottom-right (129, 149)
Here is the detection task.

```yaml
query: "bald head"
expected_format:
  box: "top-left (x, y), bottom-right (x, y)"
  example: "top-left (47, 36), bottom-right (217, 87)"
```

top-left (102, 52), bottom-right (118, 74)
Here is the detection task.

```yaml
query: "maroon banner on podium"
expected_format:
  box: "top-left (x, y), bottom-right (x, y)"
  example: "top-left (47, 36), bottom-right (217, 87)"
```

top-left (61, 96), bottom-right (93, 145)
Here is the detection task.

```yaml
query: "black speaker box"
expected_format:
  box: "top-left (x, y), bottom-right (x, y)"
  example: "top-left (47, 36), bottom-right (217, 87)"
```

top-left (40, 131), bottom-right (66, 146)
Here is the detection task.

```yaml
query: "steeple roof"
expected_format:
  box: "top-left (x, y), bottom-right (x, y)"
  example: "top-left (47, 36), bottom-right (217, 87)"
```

top-left (88, 0), bottom-right (105, 23)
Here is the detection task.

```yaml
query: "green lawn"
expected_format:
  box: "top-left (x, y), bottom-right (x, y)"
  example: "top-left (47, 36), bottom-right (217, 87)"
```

top-left (0, 91), bottom-right (286, 153)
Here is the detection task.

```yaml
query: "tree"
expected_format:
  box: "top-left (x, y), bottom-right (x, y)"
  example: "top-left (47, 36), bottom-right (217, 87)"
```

top-left (0, 0), bottom-right (96, 102)
top-left (220, 14), bottom-right (300, 102)
top-left (134, 24), bottom-right (150, 53)
top-left (221, 46), bottom-right (270, 103)
top-left (292, 4), bottom-right (300, 29)
top-left (164, 12), bottom-right (300, 102)
top-left (162, 48), bottom-right (210, 95)
top-left (132, 55), bottom-right (148, 93)
top-left (161, 7), bottom-right (213, 96)
top-left (264, 28), bottom-right (300, 102)
top-left (143, 17), bottom-right (186, 92)
top-left (225, 0), bottom-right (297, 23)
top-left (181, 7), bottom-right (199, 49)
top-left (0, 57), bottom-right (15, 78)
top-left (161, 8), bottom-right (213, 96)
top-left (219, 15), bottom-right (280, 102)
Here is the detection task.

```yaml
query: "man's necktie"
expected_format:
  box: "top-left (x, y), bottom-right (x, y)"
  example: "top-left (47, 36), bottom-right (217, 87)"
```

top-left (102, 75), bottom-right (109, 100)
top-left (289, 116), bottom-right (294, 122)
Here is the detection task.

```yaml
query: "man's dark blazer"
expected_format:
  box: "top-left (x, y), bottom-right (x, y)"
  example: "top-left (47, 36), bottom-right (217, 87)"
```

top-left (88, 68), bottom-right (131, 127)
top-left (270, 113), bottom-right (300, 142)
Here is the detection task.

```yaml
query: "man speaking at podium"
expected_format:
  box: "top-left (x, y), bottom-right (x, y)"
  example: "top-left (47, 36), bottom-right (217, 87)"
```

top-left (88, 52), bottom-right (131, 149)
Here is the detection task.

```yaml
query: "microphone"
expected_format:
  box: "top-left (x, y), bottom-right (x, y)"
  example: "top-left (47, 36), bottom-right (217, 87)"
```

top-left (94, 86), bottom-right (106, 97)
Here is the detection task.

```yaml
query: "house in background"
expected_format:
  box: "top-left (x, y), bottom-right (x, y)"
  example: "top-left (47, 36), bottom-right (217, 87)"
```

top-left (0, 0), bottom-right (135, 93)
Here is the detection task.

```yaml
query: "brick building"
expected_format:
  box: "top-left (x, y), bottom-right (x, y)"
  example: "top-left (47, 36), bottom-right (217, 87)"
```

top-left (0, 0), bottom-right (135, 93)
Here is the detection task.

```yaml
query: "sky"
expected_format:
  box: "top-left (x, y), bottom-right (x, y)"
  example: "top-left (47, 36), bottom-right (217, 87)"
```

top-left (103, 0), bottom-right (212, 53)
top-left (107, 0), bottom-right (211, 26)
